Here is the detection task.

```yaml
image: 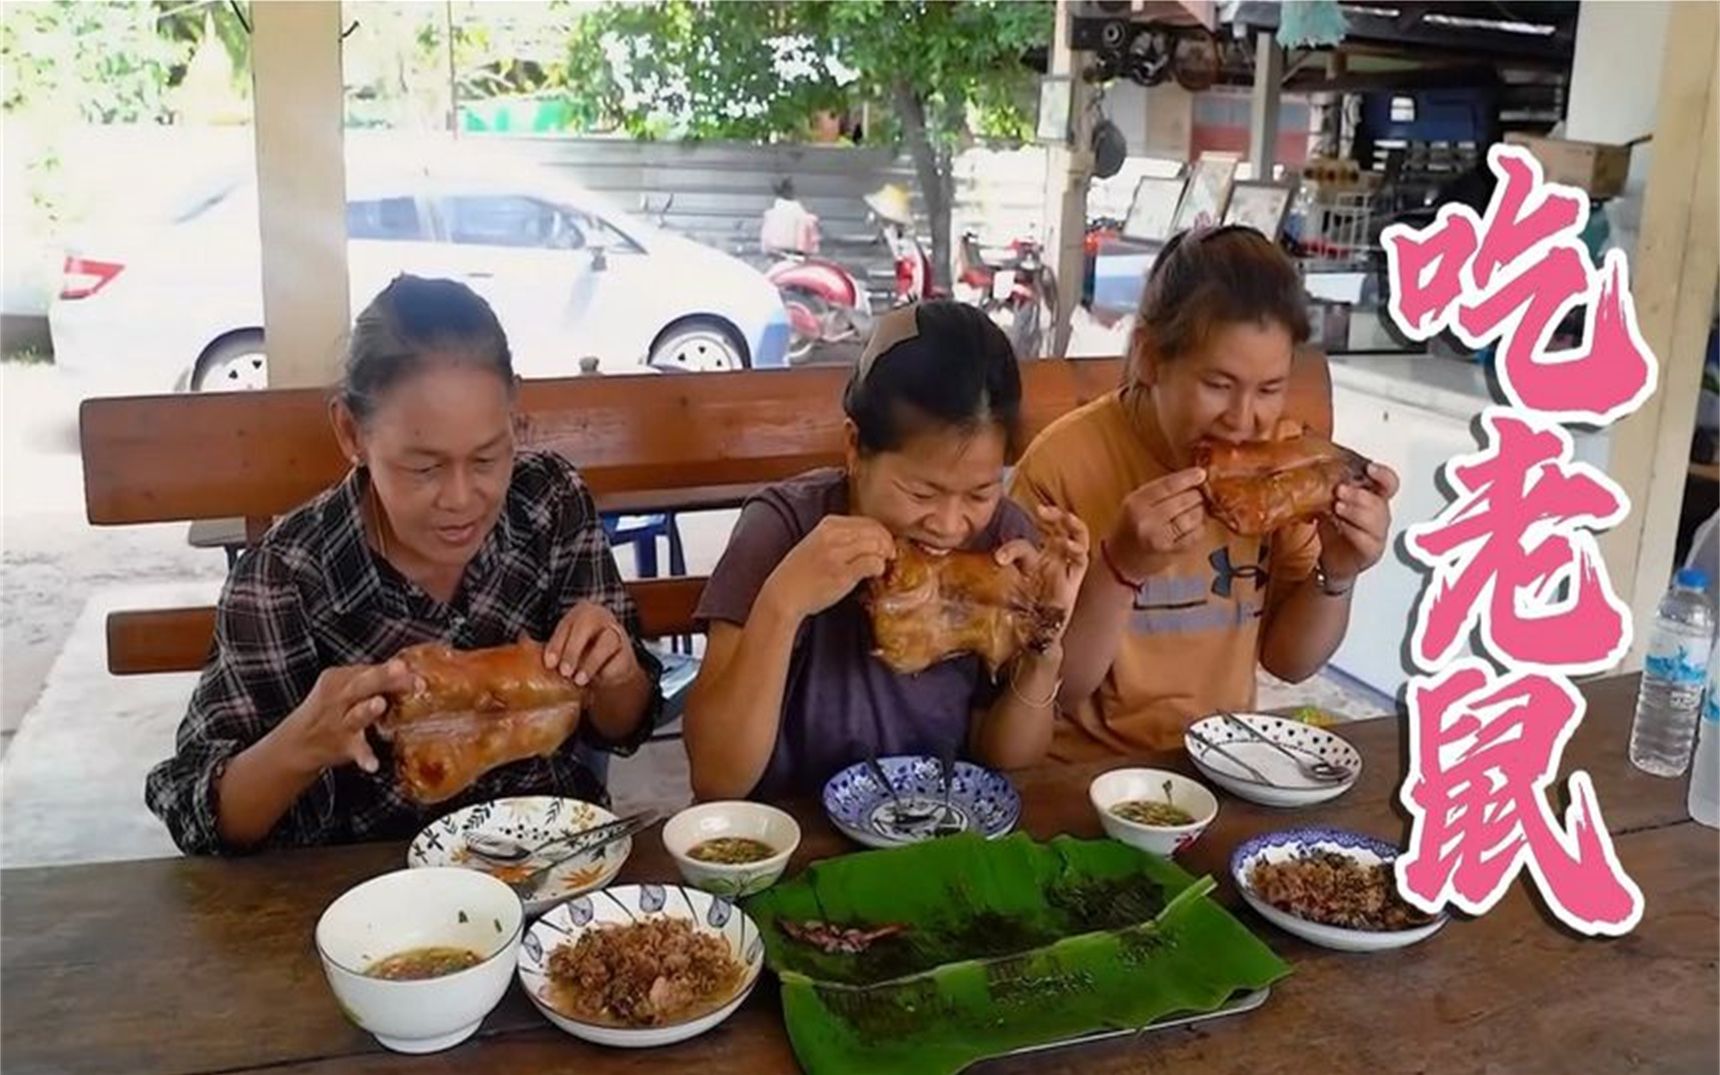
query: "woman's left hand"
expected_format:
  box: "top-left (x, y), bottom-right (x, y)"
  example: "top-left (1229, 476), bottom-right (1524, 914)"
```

top-left (1317, 462), bottom-right (1401, 585)
top-left (544, 602), bottom-right (641, 689)
top-left (997, 506), bottom-right (1092, 640)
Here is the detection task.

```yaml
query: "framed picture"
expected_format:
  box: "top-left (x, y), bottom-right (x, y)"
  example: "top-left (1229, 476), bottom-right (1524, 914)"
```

top-left (1170, 153), bottom-right (1239, 235)
top-left (1036, 76), bottom-right (1073, 144)
top-left (1123, 175), bottom-right (1187, 242)
top-left (1223, 179), bottom-right (1298, 239)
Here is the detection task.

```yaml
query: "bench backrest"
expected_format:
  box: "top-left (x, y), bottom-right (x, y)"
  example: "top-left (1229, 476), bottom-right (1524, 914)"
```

top-left (84, 353), bottom-right (1332, 675)
top-left (85, 359), bottom-right (1124, 673)
top-left (82, 361), bottom-right (1127, 526)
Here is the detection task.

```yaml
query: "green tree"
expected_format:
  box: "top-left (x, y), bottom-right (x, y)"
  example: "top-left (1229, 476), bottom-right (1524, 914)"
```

top-left (563, 0), bottom-right (1051, 286)
top-left (2, 1), bottom-right (185, 124)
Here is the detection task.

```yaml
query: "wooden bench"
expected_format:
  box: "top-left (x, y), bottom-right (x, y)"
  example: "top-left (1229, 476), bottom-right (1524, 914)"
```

top-left (81, 353), bottom-right (1333, 678)
top-left (84, 359), bottom-right (1122, 674)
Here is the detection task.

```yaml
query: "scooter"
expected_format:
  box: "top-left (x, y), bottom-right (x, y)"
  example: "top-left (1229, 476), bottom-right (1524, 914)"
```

top-left (766, 185), bottom-right (941, 361)
top-left (765, 254), bottom-right (873, 363)
top-left (957, 232), bottom-right (1060, 358)
top-left (866, 183), bottom-right (947, 306)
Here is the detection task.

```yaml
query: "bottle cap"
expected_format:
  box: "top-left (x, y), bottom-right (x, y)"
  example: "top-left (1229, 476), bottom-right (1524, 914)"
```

top-left (1675, 566), bottom-right (1710, 590)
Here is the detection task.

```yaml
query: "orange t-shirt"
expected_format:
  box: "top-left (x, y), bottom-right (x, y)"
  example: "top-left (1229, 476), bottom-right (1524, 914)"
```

top-left (1010, 389), bottom-right (1322, 757)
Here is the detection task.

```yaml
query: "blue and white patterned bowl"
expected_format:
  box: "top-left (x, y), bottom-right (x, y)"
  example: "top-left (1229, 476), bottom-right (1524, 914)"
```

top-left (516, 883), bottom-right (764, 1048)
top-left (1231, 827), bottom-right (1448, 952)
top-left (822, 756), bottom-right (1020, 850)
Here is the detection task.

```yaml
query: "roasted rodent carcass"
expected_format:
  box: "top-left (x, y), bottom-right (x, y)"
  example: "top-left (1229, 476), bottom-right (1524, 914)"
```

top-left (865, 541), bottom-right (1064, 676)
top-left (1192, 433), bottom-right (1371, 536)
top-left (378, 639), bottom-right (585, 804)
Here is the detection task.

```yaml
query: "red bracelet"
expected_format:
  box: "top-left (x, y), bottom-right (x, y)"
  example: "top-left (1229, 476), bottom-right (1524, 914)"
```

top-left (1099, 538), bottom-right (1144, 593)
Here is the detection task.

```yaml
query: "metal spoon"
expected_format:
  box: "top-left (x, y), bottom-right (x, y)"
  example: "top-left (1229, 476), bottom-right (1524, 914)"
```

top-left (1186, 727), bottom-right (1278, 785)
top-left (864, 757), bottom-right (940, 835)
top-left (1218, 711), bottom-right (1352, 784)
top-left (500, 817), bottom-right (656, 897)
top-left (466, 810), bottom-right (655, 864)
top-left (933, 744), bottom-right (964, 836)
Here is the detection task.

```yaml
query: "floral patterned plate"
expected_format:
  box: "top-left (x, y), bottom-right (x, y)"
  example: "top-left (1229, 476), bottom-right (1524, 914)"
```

top-left (408, 797), bottom-right (629, 917)
top-left (516, 883), bottom-right (764, 1048)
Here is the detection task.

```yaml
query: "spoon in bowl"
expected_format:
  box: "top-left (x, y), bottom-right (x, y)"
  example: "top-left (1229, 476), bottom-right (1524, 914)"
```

top-left (466, 811), bottom-right (654, 864)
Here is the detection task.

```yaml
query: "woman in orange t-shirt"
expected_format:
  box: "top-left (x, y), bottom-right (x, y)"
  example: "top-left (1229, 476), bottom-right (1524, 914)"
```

top-left (1010, 227), bottom-right (1400, 756)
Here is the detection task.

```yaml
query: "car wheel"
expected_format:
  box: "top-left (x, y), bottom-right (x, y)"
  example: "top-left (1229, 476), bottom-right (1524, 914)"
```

top-left (648, 319), bottom-right (747, 373)
top-left (194, 332), bottom-right (268, 391)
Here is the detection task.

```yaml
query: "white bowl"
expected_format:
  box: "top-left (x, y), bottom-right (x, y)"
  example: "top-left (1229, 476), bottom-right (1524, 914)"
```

top-left (1230, 827), bottom-right (1448, 953)
top-left (662, 801), bottom-right (800, 898)
top-left (1088, 768), bottom-right (1218, 857)
top-left (1185, 712), bottom-right (1362, 808)
top-left (516, 884), bottom-right (765, 1048)
top-left (315, 867), bottom-right (524, 1053)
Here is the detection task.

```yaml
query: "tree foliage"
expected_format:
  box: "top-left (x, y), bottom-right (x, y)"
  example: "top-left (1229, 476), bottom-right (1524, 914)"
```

top-left (2, 1), bottom-right (251, 123)
top-left (563, 1), bottom-right (1046, 142)
top-left (563, 0), bottom-right (1052, 282)
top-left (3, 2), bottom-right (181, 124)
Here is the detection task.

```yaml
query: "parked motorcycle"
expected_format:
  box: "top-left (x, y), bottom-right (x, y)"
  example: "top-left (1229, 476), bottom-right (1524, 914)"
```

top-left (957, 232), bottom-right (1060, 359)
top-left (867, 184), bottom-right (944, 306)
top-left (765, 254), bottom-right (872, 362)
top-left (766, 184), bottom-right (944, 361)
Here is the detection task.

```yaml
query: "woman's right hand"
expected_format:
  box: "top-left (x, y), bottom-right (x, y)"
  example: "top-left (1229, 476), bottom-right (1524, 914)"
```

top-left (276, 660), bottom-right (418, 775)
top-left (1108, 467), bottom-right (1210, 579)
top-left (758, 516), bottom-right (896, 621)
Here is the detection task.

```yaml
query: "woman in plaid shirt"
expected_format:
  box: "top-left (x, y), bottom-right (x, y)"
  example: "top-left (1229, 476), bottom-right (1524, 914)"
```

top-left (146, 276), bottom-right (661, 854)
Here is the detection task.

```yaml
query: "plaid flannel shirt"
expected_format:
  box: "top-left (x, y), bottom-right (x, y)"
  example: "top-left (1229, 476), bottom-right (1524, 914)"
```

top-left (145, 451), bottom-right (661, 855)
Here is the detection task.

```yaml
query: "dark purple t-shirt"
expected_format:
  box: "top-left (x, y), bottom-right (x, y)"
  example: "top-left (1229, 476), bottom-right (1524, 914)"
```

top-left (695, 468), bottom-right (1040, 799)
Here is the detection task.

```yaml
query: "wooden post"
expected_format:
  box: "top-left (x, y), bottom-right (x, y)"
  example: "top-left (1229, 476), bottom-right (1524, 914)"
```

top-left (1248, 29), bottom-right (1283, 179)
top-left (1042, 0), bottom-right (1095, 358)
top-left (250, 1), bottom-right (350, 388)
top-left (1597, 0), bottom-right (1719, 664)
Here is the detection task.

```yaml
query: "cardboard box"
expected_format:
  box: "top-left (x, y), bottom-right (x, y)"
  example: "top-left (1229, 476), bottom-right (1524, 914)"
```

top-left (1504, 134), bottom-right (1634, 199)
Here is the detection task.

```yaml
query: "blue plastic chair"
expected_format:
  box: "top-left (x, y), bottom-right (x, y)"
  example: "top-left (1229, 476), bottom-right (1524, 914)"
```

top-left (601, 513), bottom-right (687, 579)
top-left (583, 515), bottom-right (697, 786)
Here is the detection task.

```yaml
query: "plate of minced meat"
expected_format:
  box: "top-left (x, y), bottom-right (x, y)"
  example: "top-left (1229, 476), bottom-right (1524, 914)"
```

top-left (1230, 827), bottom-right (1448, 952)
top-left (515, 883), bottom-right (764, 1047)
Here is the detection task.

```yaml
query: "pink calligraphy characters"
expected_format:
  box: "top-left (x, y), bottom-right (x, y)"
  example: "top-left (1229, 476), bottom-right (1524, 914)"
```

top-left (1383, 144), bottom-right (1657, 425)
top-left (1382, 142), bottom-right (1655, 937)
top-left (1406, 411), bottom-right (1632, 676)
top-left (1399, 664), bottom-right (1643, 932)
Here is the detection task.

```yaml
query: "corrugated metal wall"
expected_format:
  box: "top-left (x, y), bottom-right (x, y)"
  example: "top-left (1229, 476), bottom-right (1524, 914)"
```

top-left (10, 128), bottom-right (1177, 321)
top-left (497, 136), bottom-right (1057, 302)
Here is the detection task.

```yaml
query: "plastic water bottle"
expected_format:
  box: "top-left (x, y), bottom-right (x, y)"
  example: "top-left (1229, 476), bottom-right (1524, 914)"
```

top-left (1688, 648), bottom-right (1720, 828)
top-left (1628, 568), bottom-right (1716, 777)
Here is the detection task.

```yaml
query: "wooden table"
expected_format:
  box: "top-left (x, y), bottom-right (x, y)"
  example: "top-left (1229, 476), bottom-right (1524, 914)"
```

top-left (4, 675), bottom-right (1714, 1075)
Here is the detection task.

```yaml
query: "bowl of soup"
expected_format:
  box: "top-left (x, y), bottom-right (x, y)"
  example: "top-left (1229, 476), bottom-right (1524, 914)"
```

top-left (315, 866), bottom-right (523, 1053)
top-left (662, 801), bottom-right (800, 898)
top-left (1089, 768), bottom-right (1218, 858)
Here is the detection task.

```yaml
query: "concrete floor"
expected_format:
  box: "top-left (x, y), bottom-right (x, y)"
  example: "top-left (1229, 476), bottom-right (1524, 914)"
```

top-left (0, 356), bottom-right (1389, 869)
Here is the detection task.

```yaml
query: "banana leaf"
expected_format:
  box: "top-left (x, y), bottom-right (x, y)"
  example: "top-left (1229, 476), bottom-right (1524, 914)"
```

top-left (744, 833), bottom-right (1288, 1075)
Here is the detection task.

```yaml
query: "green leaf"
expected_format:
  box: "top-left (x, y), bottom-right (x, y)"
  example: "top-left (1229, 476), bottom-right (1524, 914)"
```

top-left (744, 834), bottom-right (1289, 1075)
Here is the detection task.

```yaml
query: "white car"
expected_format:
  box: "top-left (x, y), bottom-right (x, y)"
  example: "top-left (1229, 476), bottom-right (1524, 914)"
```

top-left (50, 159), bottom-right (791, 396)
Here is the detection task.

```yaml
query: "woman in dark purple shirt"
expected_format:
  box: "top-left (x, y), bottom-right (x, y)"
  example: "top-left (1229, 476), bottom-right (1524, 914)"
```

top-left (685, 302), bottom-right (1091, 799)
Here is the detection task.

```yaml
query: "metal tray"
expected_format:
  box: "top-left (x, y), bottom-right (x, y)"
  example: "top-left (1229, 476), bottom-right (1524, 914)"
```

top-left (993, 987), bottom-right (1271, 1063)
